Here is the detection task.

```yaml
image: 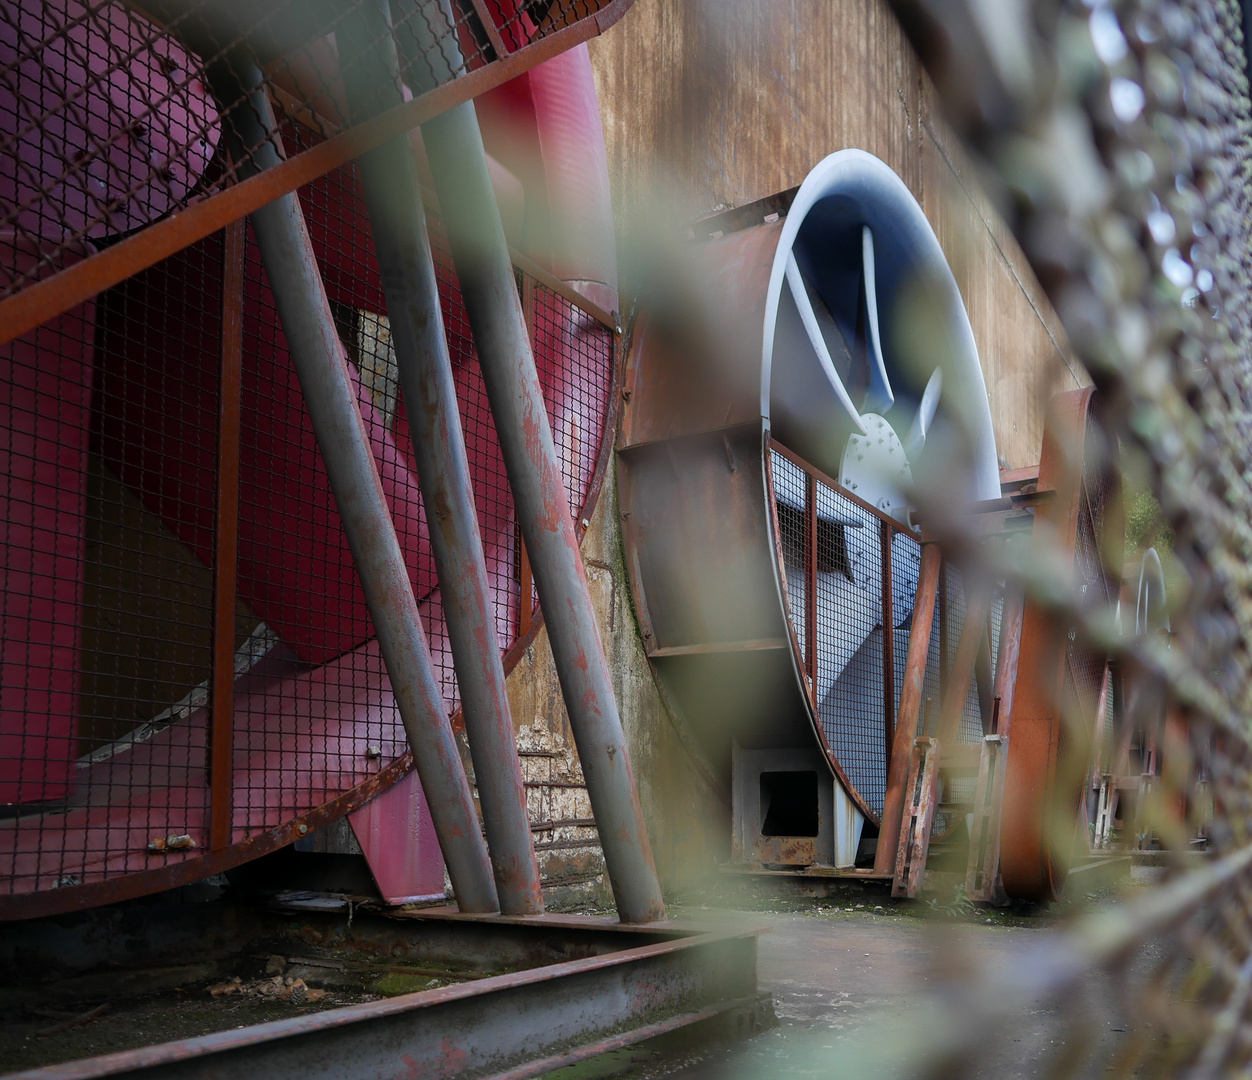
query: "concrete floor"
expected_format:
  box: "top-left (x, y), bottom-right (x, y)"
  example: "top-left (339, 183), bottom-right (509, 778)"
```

top-left (554, 901), bottom-right (1148, 1080)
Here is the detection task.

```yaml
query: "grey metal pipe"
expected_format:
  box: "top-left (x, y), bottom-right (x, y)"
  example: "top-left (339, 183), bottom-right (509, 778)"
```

top-left (336, 3), bottom-right (543, 916)
top-left (418, 106), bottom-right (666, 921)
top-left (206, 52), bottom-right (499, 915)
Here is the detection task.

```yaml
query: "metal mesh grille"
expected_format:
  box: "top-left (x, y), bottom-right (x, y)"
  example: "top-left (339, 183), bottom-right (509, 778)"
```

top-left (770, 448), bottom-right (912, 821)
top-left (0, 0), bottom-right (623, 308)
top-left (0, 140), bottom-right (615, 898)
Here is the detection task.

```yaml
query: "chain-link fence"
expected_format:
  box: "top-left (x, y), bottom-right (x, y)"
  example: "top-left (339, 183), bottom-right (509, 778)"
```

top-left (870, 0), bottom-right (1252, 1074)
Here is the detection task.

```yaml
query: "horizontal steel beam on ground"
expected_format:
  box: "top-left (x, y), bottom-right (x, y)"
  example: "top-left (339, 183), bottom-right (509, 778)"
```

top-left (2, 916), bottom-right (760, 1080)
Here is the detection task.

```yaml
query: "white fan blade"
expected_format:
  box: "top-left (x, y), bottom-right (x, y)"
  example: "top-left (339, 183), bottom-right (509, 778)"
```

top-left (904, 367), bottom-right (942, 459)
top-left (785, 252), bottom-right (866, 435)
top-left (862, 225), bottom-right (894, 414)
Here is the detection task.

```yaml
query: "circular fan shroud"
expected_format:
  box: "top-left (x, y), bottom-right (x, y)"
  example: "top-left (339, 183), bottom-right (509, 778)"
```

top-left (999, 386), bottom-right (1124, 901)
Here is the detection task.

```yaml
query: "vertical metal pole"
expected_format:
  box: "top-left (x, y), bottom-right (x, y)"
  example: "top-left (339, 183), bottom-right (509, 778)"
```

top-left (992, 587), bottom-right (1025, 736)
top-left (935, 589), bottom-right (991, 746)
top-left (410, 23), bottom-right (664, 922)
top-left (207, 53), bottom-right (498, 914)
top-left (805, 472), bottom-right (817, 699)
top-left (518, 273), bottom-right (536, 638)
top-left (209, 219), bottom-right (244, 854)
top-left (938, 561), bottom-right (950, 701)
top-left (880, 521), bottom-right (896, 778)
top-left (337, 4), bottom-right (542, 916)
top-left (875, 541), bottom-right (941, 876)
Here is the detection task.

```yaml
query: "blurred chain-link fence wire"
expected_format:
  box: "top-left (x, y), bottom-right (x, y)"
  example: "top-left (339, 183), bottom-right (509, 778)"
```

top-left (866, 0), bottom-right (1252, 1076)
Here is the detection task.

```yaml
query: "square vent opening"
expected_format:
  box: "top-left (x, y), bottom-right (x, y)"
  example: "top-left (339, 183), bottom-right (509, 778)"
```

top-left (759, 771), bottom-right (819, 836)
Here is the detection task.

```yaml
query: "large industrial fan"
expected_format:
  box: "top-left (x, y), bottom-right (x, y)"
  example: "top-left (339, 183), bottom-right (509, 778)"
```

top-left (618, 151), bottom-right (1001, 872)
top-left (620, 152), bottom-right (1123, 901)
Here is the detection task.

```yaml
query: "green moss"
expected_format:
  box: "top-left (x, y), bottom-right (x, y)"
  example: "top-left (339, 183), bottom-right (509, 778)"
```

top-left (370, 971), bottom-right (444, 997)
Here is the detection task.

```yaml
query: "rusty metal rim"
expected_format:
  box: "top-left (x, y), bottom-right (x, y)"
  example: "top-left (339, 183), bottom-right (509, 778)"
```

top-left (0, 922), bottom-right (760, 1080)
top-left (0, 293), bottom-right (621, 922)
top-left (0, 0), bottom-right (633, 351)
top-left (764, 438), bottom-right (919, 826)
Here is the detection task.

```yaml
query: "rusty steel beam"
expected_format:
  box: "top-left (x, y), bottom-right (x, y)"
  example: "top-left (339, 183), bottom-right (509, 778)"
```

top-left (875, 541), bottom-right (942, 876)
top-left (881, 521), bottom-right (896, 775)
top-left (414, 45), bottom-right (664, 920)
top-left (207, 219), bottom-right (246, 854)
top-left (892, 735), bottom-right (941, 898)
top-left (337, 1), bottom-right (542, 917)
top-left (1, 926), bottom-right (761, 1080)
top-left (992, 587), bottom-right (1025, 735)
top-left (805, 472), bottom-right (817, 694)
top-left (0, 0), bottom-right (636, 350)
top-left (206, 51), bottom-right (498, 914)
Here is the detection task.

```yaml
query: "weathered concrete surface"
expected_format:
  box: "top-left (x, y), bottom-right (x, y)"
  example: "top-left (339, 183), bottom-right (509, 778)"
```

top-left (503, 467), bottom-right (730, 901)
top-left (560, 907), bottom-right (1149, 1079)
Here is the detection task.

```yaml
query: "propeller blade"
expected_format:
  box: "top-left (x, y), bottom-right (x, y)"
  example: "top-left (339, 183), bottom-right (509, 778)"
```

top-left (861, 225), bottom-right (894, 414)
top-left (904, 367), bottom-right (942, 459)
top-left (784, 252), bottom-right (867, 435)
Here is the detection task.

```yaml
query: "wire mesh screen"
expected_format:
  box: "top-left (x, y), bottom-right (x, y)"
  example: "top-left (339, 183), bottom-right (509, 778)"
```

top-left (0, 0), bottom-right (625, 309)
top-left (871, 0), bottom-right (1252, 1074)
top-left (770, 448), bottom-right (912, 821)
top-left (0, 128), bottom-right (615, 900)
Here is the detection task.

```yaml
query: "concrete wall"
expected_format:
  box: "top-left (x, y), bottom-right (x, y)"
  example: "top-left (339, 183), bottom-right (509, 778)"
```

top-left (587, 0), bottom-right (1083, 469)
top-left (503, 462), bottom-right (730, 900)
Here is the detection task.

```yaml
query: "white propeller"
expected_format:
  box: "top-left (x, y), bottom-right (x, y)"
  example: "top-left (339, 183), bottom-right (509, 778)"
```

top-left (785, 252), bottom-right (867, 436)
top-left (861, 226), bottom-right (894, 414)
top-left (904, 367), bottom-right (943, 459)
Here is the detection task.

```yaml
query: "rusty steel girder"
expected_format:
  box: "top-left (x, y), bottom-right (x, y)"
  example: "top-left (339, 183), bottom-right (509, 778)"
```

top-left (999, 387), bottom-right (1124, 901)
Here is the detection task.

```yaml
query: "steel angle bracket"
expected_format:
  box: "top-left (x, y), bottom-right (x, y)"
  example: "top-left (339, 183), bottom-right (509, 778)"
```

top-left (0, 915), bottom-right (763, 1080)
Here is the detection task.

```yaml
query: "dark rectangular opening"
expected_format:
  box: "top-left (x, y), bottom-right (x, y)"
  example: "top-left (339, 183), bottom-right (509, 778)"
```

top-left (759, 771), bottom-right (819, 836)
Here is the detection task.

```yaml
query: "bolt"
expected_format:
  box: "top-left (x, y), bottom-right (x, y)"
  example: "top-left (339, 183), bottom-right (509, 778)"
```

top-left (297, 824), bottom-right (308, 836)
top-left (365, 745), bottom-right (382, 759)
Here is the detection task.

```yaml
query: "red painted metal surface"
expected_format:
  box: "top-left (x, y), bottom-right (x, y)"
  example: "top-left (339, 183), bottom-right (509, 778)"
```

top-left (0, 0), bottom-right (634, 349)
top-left (208, 219), bottom-right (245, 854)
top-left (0, 2), bottom-right (625, 913)
top-left (0, 0), bottom-right (219, 246)
top-left (0, 234), bottom-right (95, 805)
top-left (348, 766), bottom-right (445, 904)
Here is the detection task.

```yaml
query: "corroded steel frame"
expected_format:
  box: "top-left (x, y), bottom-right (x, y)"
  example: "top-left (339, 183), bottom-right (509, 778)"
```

top-left (0, 912), bottom-right (762, 1080)
top-left (999, 386), bottom-right (1124, 901)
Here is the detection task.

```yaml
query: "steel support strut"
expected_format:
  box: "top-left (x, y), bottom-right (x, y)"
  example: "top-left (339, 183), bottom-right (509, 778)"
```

top-left (337, 3), bottom-right (543, 916)
top-left (409, 12), bottom-right (665, 923)
top-left (206, 54), bottom-right (499, 914)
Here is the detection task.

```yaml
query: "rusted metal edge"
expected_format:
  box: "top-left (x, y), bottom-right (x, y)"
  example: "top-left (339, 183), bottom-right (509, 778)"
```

top-left (208, 218), bottom-right (245, 854)
top-left (464, 0), bottom-right (511, 61)
top-left (999, 464), bottom-right (1041, 490)
top-left (0, 753), bottom-right (412, 922)
top-left (0, 923), bottom-right (760, 1080)
top-left (0, 0), bottom-right (635, 349)
top-left (769, 439), bottom-right (920, 538)
top-left (510, 249), bottom-right (617, 331)
top-left (687, 186), bottom-right (801, 241)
